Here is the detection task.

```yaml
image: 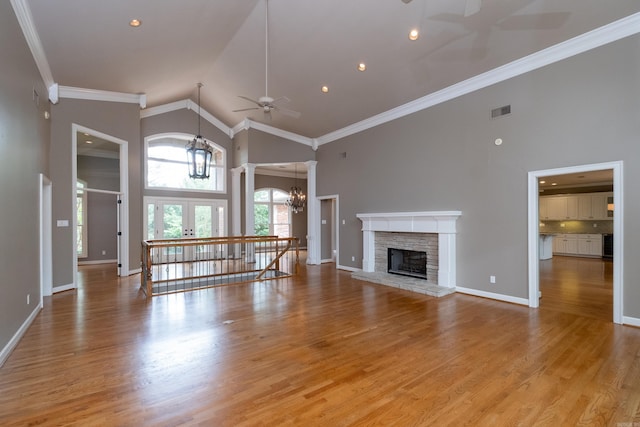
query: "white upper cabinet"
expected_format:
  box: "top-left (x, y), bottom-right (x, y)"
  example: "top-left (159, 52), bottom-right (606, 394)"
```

top-left (540, 192), bottom-right (612, 220)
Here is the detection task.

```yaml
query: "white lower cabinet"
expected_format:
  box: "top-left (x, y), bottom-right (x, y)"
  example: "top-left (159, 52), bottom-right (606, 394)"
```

top-left (553, 234), bottom-right (602, 257)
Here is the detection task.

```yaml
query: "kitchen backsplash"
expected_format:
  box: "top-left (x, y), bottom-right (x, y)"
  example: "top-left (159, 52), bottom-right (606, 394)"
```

top-left (540, 220), bottom-right (613, 234)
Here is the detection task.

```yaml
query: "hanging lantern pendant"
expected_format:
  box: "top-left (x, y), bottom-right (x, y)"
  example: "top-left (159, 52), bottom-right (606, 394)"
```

top-left (286, 164), bottom-right (306, 213)
top-left (186, 83), bottom-right (213, 179)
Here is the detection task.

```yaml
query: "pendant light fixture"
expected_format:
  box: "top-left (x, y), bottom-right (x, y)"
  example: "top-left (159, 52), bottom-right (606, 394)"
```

top-left (186, 83), bottom-right (213, 179)
top-left (286, 163), bottom-right (306, 214)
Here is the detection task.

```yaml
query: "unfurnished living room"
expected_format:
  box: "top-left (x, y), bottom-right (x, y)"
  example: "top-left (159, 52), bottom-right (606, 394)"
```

top-left (2, 0), bottom-right (640, 425)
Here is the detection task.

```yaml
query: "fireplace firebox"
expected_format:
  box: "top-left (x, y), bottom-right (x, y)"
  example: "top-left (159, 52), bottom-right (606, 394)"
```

top-left (387, 248), bottom-right (427, 280)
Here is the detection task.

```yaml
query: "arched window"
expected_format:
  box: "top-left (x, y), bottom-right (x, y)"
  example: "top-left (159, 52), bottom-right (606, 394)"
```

top-left (145, 133), bottom-right (226, 193)
top-left (254, 188), bottom-right (291, 237)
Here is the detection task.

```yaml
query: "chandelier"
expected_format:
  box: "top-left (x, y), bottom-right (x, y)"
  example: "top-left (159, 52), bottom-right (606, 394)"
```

top-left (286, 164), bottom-right (306, 214)
top-left (186, 83), bottom-right (213, 179)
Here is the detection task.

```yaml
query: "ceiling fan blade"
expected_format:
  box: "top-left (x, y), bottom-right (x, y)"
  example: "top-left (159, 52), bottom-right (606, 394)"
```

top-left (464, 0), bottom-right (482, 17)
top-left (232, 107), bottom-right (260, 113)
top-left (275, 106), bottom-right (301, 119)
top-left (270, 96), bottom-right (291, 106)
top-left (238, 95), bottom-right (262, 107)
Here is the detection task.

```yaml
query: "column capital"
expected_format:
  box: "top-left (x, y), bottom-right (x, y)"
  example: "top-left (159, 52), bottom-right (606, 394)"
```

top-left (244, 163), bottom-right (256, 173)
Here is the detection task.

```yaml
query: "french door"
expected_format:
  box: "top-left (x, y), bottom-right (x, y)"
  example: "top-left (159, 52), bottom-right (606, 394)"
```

top-left (145, 197), bottom-right (227, 259)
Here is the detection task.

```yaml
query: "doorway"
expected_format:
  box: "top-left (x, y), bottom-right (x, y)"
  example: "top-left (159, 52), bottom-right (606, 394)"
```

top-left (72, 125), bottom-right (129, 287)
top-left (527, 161), bottom-right (623, 324)
top-left (318, 195), bottom-right (339, 264)
top-left (40, 174), bottom-right (52, 301)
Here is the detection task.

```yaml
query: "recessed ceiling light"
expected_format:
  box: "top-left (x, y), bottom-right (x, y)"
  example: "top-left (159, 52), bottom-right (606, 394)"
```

top-left (539, 180), bottom-right (546, 184)
top-left (357, 63), bottom-right (366, 72)
top-left (129, 19), bottom-right (142, 27)
top-left (409, 29), bottom-right (419, 41)
top-left (321, 86), bottom-right (329, 93)
top-left (551, 182), bottom-right (558, 186)
top-left (85, 140), bottom-right (93, 144)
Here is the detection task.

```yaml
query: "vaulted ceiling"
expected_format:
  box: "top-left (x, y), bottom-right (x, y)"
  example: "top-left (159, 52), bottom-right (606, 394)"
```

top-left (23, 0), bottom-right (640, 139)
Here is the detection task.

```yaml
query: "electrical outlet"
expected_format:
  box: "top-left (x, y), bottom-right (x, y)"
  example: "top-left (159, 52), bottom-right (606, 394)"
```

top-left (102, 250), bottom-right (107, 255)
top-left (490, 275), bottom-right (496, 284)
top-left (351, 256), bottom-right (355, 262)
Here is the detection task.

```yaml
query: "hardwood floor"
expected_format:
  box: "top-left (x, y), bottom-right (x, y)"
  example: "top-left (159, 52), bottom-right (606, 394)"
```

top-left (1, 260), bottom-right (639, 426)
top-left (539, 255), bottom-right (613, 321)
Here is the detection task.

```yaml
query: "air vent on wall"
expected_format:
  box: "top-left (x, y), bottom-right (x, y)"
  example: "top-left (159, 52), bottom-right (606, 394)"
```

top-left (491, 105), bottom-right (511, 118)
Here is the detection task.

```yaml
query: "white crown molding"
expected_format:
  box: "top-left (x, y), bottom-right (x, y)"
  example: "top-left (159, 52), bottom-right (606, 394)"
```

top-left (10, 0), bottom-right (55, 89)
top-left (58, 86), bottom-right (146, 108)
top-left (316, 12), bottom-right (640, 146)
top-left (241, 119), bottom-right (314, 147)
top-left (141, 99), bottom-right (233, 139)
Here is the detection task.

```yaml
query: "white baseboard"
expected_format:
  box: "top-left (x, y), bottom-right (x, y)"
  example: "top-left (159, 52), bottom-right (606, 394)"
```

top-left (337, 264), bottom-right (360, 272)
top-left (0, 303), bottom-right (42, 367)
top-left (320, 259), bottom-right (335, 264)
top-left (622, 316), bottom-right (640, 327)
top-left (126, 268), bottom-right (142, 275)
top-left (53, 283), bottom-right (76, 293)
top-left (78, 259), bottom-right (117, 265)
top-left (455, 286), bottom-right (529, 306)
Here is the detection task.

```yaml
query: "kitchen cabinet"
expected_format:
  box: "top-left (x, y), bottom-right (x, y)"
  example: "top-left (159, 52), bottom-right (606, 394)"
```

top-left (577, 194), bottom-right (608, 220)
top-left (540, 192), bottom-right (611, 220)
top-left (552, 233), bottom-right (602, 257)
top-left (546, 196), bottom-right (578, 220)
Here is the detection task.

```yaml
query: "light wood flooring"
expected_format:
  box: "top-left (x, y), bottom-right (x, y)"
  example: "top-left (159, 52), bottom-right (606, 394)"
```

top-left (539, 255), bottom-right (613, 321)
top-left (1, 258), bottom-right (639, 426)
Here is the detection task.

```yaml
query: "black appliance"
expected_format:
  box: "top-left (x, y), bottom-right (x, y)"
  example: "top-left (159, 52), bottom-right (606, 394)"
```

top-left (603, 234), bottom-right (613, 259)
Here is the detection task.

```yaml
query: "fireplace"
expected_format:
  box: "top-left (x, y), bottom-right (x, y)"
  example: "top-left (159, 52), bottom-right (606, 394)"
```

top-left (388, 248), bottom-right (427, 279)
top-left (356, 211), bottom-right (461, 289)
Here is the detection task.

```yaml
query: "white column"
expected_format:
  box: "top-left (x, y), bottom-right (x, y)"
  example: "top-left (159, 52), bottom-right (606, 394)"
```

top-left (231, 166), bottom-right (243, 258)
top-left (438, 233), bottom-right (456, 288)
top-left (305, 160), bottom-right (319, 265)
top-left (244, 163), bottom-right (255, 262)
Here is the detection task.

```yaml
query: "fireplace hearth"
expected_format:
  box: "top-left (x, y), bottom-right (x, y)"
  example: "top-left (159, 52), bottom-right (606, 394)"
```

top-left (388, 248), bottom-right (427, 279)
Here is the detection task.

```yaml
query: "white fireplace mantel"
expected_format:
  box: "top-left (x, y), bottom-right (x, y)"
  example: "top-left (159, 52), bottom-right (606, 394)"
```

top-left (357, 211), bottom-right (462, 288)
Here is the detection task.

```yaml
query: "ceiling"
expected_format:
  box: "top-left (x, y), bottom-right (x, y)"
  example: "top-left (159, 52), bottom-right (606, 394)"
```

top-left (539, 170), bottom-right (613, 193)
top-left (25, 0), bottom-right (640, 139)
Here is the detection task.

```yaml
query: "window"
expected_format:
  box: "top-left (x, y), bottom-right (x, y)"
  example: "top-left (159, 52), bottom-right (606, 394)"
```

top-left (76, 180), bottom-right (87, 258)
top-left (254, 188), bottom-right (291, 238)
top-left (145, 134), bottom-right (225, 192)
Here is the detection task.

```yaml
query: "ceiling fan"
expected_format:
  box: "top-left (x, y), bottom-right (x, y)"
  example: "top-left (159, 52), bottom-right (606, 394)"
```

top-left (233, 0), bottom-right (300, 120)
top-left (402, 0), bottom-right (482, 17)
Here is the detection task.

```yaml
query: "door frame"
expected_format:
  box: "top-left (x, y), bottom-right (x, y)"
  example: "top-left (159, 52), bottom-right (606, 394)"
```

top-left (317, 194), bottom-right (340, 265)
top-left (72, 124), bottom-right (129, 283)
top-left (527, 161), bottom-right (623, 324)
top-left (39, 174), bottom-right (52, 302)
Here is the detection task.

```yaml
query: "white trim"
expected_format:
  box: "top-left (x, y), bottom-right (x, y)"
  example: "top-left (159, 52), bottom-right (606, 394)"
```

top-left (127, 268), bottom-right (142, 275)
top-left (455, 286), bottom-right (529, 306)
top-left (39, 174), bottom-right (52, 300)
top-left (141, 99), bottom-right (233, 138)
top-left (622, 316), bottom-right (640, 328)
top-left (527, 161), bottom-right (623, 324)
top-left (243, 119), bottom-right (313, 147)
top-left (78, 259), bottom-right (118, 265)
top-left (53, 284), bottom-right (75, 293)
top-left (0, 304), bottom-right (41, 368)
top-left (58, 86), bottom-right (146, 107)
top-left (338, 264), bottom-right (360, 273)
top-left (315, 12), bottom-right (640, 146)
top-left (10, 0), bottom-right (55, 89)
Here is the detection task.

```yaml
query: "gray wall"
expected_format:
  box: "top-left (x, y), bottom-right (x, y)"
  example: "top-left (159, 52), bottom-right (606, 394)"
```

top-left (0, 3), bottom-right (50, 354)
top-left (50, 99), bottom-right (141, 286)
top-left (316, 34), bottom-right (640, 318)
top-left (247, 129), bottom-right (315, 164)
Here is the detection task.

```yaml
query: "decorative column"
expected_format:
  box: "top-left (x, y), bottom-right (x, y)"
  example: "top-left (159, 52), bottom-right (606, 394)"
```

top-left (244, 163), bottom-right (255, 262)
top-left (231, 166), bottom-right (243, 258)
top-left (305, 161), bottom-right (319, 265)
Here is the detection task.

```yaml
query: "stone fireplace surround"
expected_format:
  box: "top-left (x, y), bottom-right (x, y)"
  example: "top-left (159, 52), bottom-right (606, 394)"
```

top-left (353, 211), bottom-right (461, 297)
